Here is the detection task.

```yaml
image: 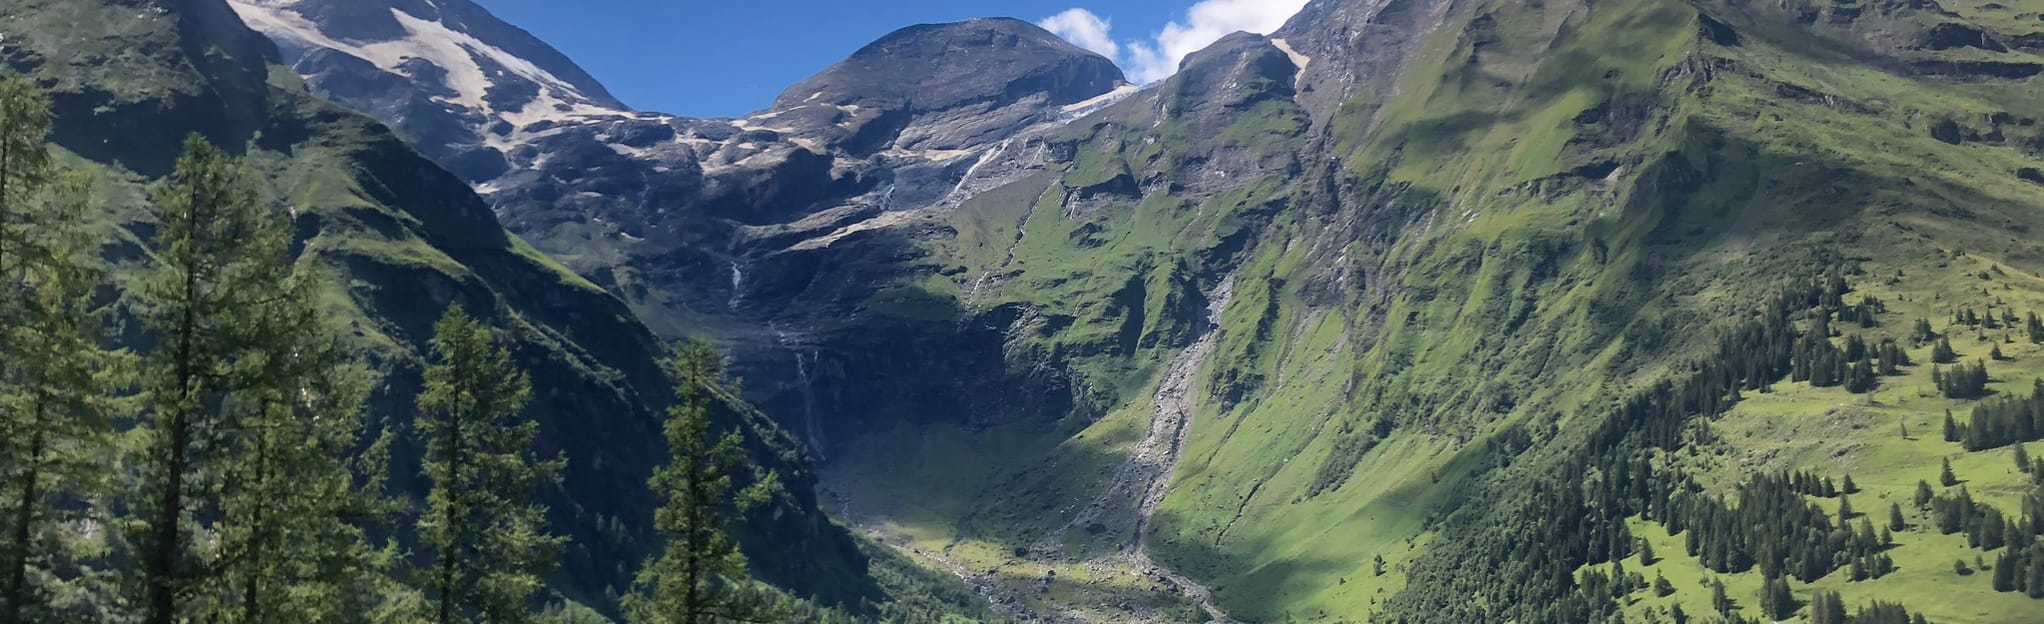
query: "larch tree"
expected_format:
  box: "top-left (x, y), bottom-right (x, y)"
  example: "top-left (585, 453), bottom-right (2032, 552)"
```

top-left (133, 135), bottom-right (391, 623)
top-left (624, 338), bottom-right (781, 624)
top-left (135, 135), bottom-right (290, 624)
top-left (213, 262), bottom-right (393, 624)
top-left (0, 75), bottom-right (126, 621)
top-left (417, 306), bottom-right (564, 624)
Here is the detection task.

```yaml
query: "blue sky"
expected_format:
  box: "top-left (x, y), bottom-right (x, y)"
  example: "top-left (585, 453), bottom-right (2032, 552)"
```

top-left (473, 0), bottom-right (1308, 118)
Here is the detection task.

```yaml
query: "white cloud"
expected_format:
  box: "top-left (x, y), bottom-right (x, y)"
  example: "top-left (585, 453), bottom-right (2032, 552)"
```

top-left (1040, 9), bottom-right (1119, 60)
top-left (1041, 0), bottom-right (1311, 85)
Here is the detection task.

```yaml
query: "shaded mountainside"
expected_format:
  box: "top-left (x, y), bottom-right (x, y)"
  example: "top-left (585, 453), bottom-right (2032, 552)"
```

top-left (245, 0), bottom-right (2044, 622)
top-left (0, 0), bottom-right (877, 615)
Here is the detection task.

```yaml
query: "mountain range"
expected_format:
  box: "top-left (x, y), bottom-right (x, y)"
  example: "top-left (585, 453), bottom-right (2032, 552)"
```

top-left (8, 0), bottom-right (2044, 621)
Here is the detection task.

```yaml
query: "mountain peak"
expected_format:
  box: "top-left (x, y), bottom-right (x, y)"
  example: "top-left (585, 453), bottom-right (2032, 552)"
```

top-left (760, 17), bottom-right (1127, 153)
top-left (771, 17), bottom-right (1125, 113)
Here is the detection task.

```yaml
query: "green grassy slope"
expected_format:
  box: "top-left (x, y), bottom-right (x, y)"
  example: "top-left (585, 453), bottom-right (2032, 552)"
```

top-left (833, 0), bottom-right (2044, 619)
top-left (1249, 0), bottom-right (2044, 619)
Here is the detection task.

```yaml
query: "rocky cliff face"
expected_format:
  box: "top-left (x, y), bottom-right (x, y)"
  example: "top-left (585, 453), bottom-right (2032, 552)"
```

top-left (230, 0), bottom-right (1149, 454)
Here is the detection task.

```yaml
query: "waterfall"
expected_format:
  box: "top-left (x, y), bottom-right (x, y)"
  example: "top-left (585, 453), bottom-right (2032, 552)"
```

top-left (940, 139), bottom-right (1011, 207)
top-left (774, 327), bottom-right (827, 461)
top-left (793, 350), bottom-right (826, 461)
top-left (727, 260), bottom-right (746, 310)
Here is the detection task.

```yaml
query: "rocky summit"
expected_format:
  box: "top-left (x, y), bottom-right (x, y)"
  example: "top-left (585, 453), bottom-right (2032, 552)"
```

top-left (7, 0), bottom-right (2044, 621)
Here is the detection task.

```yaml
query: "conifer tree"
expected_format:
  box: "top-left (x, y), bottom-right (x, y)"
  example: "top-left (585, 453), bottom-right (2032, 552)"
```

top-left (1638, 536), bottom-right (1656, 566)
top-left (1889, 503), bottom-right (1907, 532)
top-left (1934, 336), bottom-right (1958, 363)
top-left (417, 306), bottom-right (564, 624)
top-left (2028, 311), bottom-right (2042, 344)
top-left (136, 136), bottom-right (305, 624)
top-left (1811, 590), bottom-right (1847, 624)
top-left (2028, 548), bottom-right (2044, 598)
top-left (1916, 480), bottom-right (1936, 509)
top-left (0, 75), bottom-right (126, 622)
top-left (625, 338), bottom-right (782, 624)
top-left (1941, 457), bottom-right (1960, 487)
top-left (1761, 576), bottom-right (1797, 620)
top-left (1711, 577), bottom-right (1731, 614)
top-left (214, 266), bottom-right (392, 623)
top-left (1913, 318), bottom-right (1938, 344)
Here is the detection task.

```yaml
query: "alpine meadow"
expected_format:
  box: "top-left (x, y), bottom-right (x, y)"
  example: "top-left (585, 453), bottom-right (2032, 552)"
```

top-left (0, 0), bottom-right (2043, 622)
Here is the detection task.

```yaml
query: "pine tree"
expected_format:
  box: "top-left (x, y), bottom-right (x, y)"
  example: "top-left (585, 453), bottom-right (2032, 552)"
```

top-left (1843, 473), bottom-right (1859, 494)
top-left (1914, 318), bottom-right (1939, 344)
top-left (0, 75), bottom-right (126, 622)
top-left (1653, 572), bottom-right (1674, 597)
top-left (214, 266), bottom-right (392, 623)
top-left (417, 306), bottom-right (565, 624)
top-left (1638, 536), bottom-right (1656, 566)
top-left (2028, 547), bottom-right (2044, 598)
top-left (1711, 577), bottom-right (1731, 614)
top-left (1839, 493), bottom-right (1855, 523)
top-left (1761, 576), bottom-right (1797, 620)
top-left (1941, 457), bottom-right (1960, 487)
top-left (1847, 356), bottom-right (1878, 393)
top-left (1934, 336), bottom-right (1959, 363)
top-left (1945, 409), bottom-right (1959, 442)
top-left (1915, 480), bottom-right (1936, 509)
top-left (2028, 311), bottom-right (2043, 344)
top-left (1993, 552), bottom-right (2016, 591)
top-left (136, 136), bottom-right (307, 624)
top-left (625, 338), bottom-right (782, 624)
top-left (2017, 444), bottom-right (2032, 472)
top-left (1811, 590), bottom-right (1848, 624)
top-left (1889, 503), bottom-right (1908, 531)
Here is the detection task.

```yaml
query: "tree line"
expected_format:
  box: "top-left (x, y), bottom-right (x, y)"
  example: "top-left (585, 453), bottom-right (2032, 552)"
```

top-left (0, 76), bottom-right (781, 623)
top-left (1383, 271), bottom-right (1953, 623)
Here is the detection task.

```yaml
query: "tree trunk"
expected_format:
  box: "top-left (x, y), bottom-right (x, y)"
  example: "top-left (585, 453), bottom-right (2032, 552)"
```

top-left (147, 409), bottom-right (188, 624)
top-left (2, 399), bottom-right (47, 621)
top-left (241, 421), bottom-right (271, 623)
top-left (684, 449), bottom-right (703, 624)
top-left (149, 200), bottom-right (203, 624)
top-left (437, 386), bottom-right (467, 624)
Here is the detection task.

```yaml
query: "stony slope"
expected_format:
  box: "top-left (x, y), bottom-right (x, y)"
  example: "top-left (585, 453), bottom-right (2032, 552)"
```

top-left (0, 0), bottom-right (875, 615)
top-left (242, 0), bottom-right (2044, 621)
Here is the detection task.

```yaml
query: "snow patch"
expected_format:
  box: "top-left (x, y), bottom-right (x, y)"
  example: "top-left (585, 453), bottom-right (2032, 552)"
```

top-left (228, 0), bottom-right (626, 146)
top-left (1269, 38), bottom-right (1311, 88)
top-left (877, 147), bottom-right (977, 162)
top-left (787, 210), bottom-right (925, 251)
top-left (1059, 82), bottom-right (1141, 118)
